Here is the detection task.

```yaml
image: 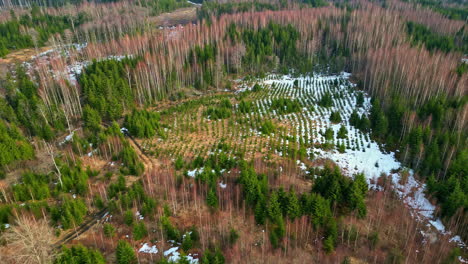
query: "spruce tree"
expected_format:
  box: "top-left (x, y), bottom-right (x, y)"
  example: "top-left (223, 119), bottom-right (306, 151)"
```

top-left (356, 92), bottom-right (364, 107)
top-left (337, 125), bottom-right (348, 139)
top-left (104, 223), bottom-right (116, 238)
top-left (267, 191), bottom-right (282, 220)
top-left (132, 222), bottom-right (148, 240)
top-left (255, 198), bottom-right (267, 225)
top-left (55, 244), bottom-right (105, 264)
top-left (124, 211), bottom-right (133, 226)
top-left (442, 181), bottom-right (465, 217)
top-left (206, 188), bottom-right (219, 209)
top-left (116, 240), bottom-right (137, 264)
top-left (286, 189), bottom-right (301, 220)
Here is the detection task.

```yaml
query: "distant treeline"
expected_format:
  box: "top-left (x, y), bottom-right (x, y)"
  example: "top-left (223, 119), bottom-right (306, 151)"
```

top-left (402, 0), bottom-right (468, 20)
top-left (197, 0), bottom-right (327, 21)
top-left (0, 7), bottom-right (87, 57)
top-left (1, 0), bottom-right (119, 8)
top-left (406, 21), bottom-right (467, 53)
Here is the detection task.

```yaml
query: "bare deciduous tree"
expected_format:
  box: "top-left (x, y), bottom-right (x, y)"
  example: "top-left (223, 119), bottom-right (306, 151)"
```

top-left (0, 216), bottom-right (55, 264)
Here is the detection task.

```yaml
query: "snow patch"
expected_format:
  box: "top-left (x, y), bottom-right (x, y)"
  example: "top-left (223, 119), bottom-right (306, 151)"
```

top-left (139, 243), bottom-right (158, 254)
top-left (187, 167), bottom-right (204, 178)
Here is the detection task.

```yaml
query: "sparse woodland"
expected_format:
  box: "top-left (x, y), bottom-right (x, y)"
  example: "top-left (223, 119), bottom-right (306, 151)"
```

top-left (0, 0), bottom-right (466, 263)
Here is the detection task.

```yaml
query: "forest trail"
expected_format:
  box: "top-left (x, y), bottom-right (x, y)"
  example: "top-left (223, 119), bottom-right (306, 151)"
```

top-left (52, 208), bottom-right (108, 249)
top-left (126, 134), bottom-right (160, 176)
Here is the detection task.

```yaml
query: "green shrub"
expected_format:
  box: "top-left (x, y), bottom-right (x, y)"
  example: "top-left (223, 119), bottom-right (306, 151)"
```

top-left (133, 222), bottom-right (148, 240)
top-left (330, 111), bottom-right (342, 123)
top-left (55, 244), bottom-right (105, 264)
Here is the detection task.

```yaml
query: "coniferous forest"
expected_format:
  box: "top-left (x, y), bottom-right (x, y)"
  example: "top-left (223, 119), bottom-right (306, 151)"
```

top-left (0, 0), bottom-right (466, 263)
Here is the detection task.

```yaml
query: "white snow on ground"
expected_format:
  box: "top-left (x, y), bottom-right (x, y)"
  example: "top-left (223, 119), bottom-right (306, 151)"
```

top-left (87, 149), bottom-right (98, 157)
top-left (187, 167), bottom-right (204, 178)
top-left (168, 252), bottom-right (199, 264)
top-left (59, 129), bottom-right (77, 145)
top-left (450, 236), bottom-right (466, 249)
top-left (139, 243), bottom-right (158, 254)
top-left (164, 247), bottom-right (179, 256)
top-left (219, 181), bottom-right (227, 188)
top-left (296, 160), bottom-right (308, 173)
top-left (314, 141), bottom-right (400, 183)
top-left (23, 43), bottom-right (132, 89)
top-left (164, 246), bottom-right (198, 263)
top-left (249, 72), bottom-right (466, 251)
top-left (136, 211), bottom-right (144, 220)
top-left (30, 43), bottom-right (88, 60)
top-left (187, 0), bottom-right (202, 6)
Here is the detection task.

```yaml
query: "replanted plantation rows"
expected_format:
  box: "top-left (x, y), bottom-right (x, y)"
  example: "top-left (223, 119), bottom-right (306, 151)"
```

top-left (143, 73), bottom-right (372, 164)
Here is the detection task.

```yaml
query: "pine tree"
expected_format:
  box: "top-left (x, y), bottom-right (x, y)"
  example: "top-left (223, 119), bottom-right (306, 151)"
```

top-left (116, 240), bottom-right (137, 264)
top-left (319, 92), bottom-right (333, 107)
top-left (104, 223), bottom-right (116, 238)
top-left (353, 173), bottom-right (368, 197)
top-left (323, 236), bottom-right (335, 253)
top-left (161, 216), bottom-right (180, 241)
top-left (182, 232), bottom-right (193, 251)
top-left (286, 189), bottom-right (301, 220)
top-left (267, 191), bottom-right (282, 220)
top-left (330, 111), bottom-right (342, 123)
top-left (358, 115), bottom-right (371, 132)
top-left (254, 198), bottom-right (267, 225)
top-left (370, 99), bottom-right (388, 137)
top-left (124, 211), bottom-right (133, 226)
top-left (311, 194), bottom-right (332, 228)
top-left (349, 174), bottom-right (368, 218)
top-left (337, 125), bottom-right (348, 139)
top-left (269, 216), bottom-right (285, 248)
top-left (356, 92), bottom-right (364, 107)
top-left (83, 105), bottom-right (101, 132)
top-left (324, 128), bottom-right (334, 141)
top-left (206, 188), bottom-right (219, 209)
top-left (442, 181), bottom-right (465, 217)
top-left (349, 110), bottom-right (359, 126)
top-left (132, 222), bottom-right (148, 240)
top-left (55, 244), bottom-right (105, 264)
top-left (201, 248), bottom-right (225, 264)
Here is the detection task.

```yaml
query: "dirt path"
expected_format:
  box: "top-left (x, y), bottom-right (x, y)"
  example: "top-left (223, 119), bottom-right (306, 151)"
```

top-left (53, 208), bottom-right (108, 248)
top-left (149, 7), bottom-right (197, 27)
